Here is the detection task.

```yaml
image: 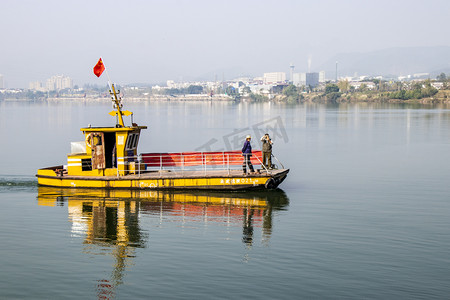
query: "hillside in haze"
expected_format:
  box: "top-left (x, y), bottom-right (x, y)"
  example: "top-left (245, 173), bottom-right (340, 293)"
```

top-left (318, 46), bottom-right (450, 78)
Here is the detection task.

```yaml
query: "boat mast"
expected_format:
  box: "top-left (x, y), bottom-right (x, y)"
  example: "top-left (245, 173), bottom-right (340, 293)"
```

top-left (109, 83), bottom-right (126, 127)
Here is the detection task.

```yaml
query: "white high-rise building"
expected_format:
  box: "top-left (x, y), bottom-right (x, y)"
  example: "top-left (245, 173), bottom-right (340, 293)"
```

top-left (46, 75), bottom-right (73, 91)
top-left (293, 73), bottom-right (306, 86)
top-left (0, 74), bottom-right (4, 89)
top-left (29, 81), bottom-right (45, 91)
top-left (319, 71), bottom-right (326, 83)
top-left (263, 72), bottom-right (286, 84)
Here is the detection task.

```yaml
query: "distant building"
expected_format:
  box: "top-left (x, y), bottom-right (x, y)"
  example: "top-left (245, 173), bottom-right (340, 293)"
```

top-left (252, 77), bottom-right (264, 84)
top-left (263, 72), bottom-right (286, 84)
top-left (431, 82), bottom-right (444, 89)
top-left (29, 81), bottom-right (46, 92)
top-left (166, 80), bottom-right (175, 88)
top-left (152, 85), bottom-right (163, 92)
top-left (398, 75), bottom-right (410, 81)
top-left (292, 73), bottom-right (306, 86)
top-left (350, 81), bottom-right (376, 90)
top-left (319, 71), bottom-right (326, 83)
top-left (306, 72), bottom-right (319, 87)
top-left (0, 74), bottom-right (3, 88)
top-left (249, 84), bottom-right (272, 95)
top-left (413, 73), bottom-right (430, 79)
top-left (289, 63), bottom-right (295, 83)
top-left (46, 75), bottom-right (73, 91)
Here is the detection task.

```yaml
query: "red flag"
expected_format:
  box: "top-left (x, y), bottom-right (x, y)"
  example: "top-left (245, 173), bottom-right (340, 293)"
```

top-left (93, 58), bottom-right (105, 77)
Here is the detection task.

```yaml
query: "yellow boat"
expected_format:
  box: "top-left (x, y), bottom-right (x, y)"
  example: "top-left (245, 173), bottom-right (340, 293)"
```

top-left (36, 84), bottom-right (289, 190)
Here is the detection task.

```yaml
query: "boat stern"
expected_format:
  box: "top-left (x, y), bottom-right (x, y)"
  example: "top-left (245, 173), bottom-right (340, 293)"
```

top-left (36, 165), bottom-right (66, 187)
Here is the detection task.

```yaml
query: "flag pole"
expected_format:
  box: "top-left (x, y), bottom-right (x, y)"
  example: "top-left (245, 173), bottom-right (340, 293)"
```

top-left (99, 57), bottom-right (125, 127)
top-left (100, 57), bottom-right (113, 89)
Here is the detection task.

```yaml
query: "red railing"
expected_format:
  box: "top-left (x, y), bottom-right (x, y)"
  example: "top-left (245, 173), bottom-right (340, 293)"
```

top-left (141, 151), bottom-right (263, 168)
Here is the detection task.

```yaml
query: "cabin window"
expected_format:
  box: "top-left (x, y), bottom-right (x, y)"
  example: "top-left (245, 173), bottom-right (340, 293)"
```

top-left (126, 133), bottom-right (140, 150)
top-left (126, 134), bottom-right (133, 149)
top-left (82, 159), bottom-right (92, 171)
top-left (132, 134), bottom-right (139, 148)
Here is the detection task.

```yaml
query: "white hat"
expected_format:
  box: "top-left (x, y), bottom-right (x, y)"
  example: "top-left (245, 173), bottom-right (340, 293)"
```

top-left (246, 135), bottom-right (251, 139)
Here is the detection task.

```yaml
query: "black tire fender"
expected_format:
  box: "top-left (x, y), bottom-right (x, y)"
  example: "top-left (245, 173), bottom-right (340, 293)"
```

top-left (265, 178), bottom-right (276, 189)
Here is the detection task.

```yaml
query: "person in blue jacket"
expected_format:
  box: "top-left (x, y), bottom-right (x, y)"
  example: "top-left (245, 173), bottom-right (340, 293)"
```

top-left (242, 135), bottom-right (255, 174)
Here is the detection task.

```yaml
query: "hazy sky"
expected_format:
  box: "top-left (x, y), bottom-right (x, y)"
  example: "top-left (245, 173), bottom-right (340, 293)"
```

top-left (1, 0), bottom-right (449, 88)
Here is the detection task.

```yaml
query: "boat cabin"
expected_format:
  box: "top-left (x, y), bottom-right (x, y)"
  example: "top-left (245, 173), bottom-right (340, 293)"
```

top-left (67, 125), bottom-right (147, 177)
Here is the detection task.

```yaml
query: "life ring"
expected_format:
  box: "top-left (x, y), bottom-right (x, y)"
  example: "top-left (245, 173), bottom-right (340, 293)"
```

top-left (85, 133), bottom-right (92, 148)
top-left (265, 178), bottom-right (277, 189)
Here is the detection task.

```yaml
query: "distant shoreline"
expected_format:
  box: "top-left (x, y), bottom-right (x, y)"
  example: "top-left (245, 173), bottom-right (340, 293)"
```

top-left (1, 92), bottom-right (449, 105)
top-left (0, 96), bottom-right (235, 102)
top-left (46, 95), bottom-right (236, 102)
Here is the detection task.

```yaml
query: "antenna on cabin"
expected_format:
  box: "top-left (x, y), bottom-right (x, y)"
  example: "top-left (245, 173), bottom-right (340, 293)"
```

top-left (108, 83), bottom-right (127, 127)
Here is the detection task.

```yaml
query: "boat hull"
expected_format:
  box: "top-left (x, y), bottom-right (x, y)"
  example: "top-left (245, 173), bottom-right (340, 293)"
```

top-left (36, 167), bottom-right (289, 190)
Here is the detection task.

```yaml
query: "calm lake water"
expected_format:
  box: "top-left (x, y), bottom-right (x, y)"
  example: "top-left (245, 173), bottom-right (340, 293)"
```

top-left (1, 100), bottom-right (449, 299)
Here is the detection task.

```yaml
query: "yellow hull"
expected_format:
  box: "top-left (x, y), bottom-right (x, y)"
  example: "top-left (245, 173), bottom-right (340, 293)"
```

top-left (37, 167), bottom-right (289, 190)
top-left (37, 186), bottom-right (290, 208)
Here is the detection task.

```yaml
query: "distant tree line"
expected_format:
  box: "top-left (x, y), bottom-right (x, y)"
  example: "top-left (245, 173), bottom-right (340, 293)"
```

top-left (387, 81), bottom-right (438, 100)
top-left (160, 85), bottom-right (204, 95)
top-left (436, 72), bottom-right (447, 81)
top-left (282, 84), bottom-right (303, 103)
top-left (248, 93), bottom-right (268, 102)
top-left (323, 83), bottom-right (342, 102)
top-left (0, 90), bottom-right (46, 100)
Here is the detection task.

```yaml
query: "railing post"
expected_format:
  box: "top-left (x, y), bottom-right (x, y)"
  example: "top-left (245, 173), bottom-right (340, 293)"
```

top-left (256, 153), bottom-right (270, 174)
top-left (181, 154), bottom-right (184, 175)
top-left (272, 153), bottom-right (284, 169)
top-left (246, 154), bottom-right (249, 175)
top-left (222, 152), bottom-right (225, 171)
top-left (203, 152), bottom-right (206, 175)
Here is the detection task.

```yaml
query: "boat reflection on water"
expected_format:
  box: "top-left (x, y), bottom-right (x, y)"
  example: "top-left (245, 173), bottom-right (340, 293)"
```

top-left (37, 187), bottom-right (289, 298)
top-left (37, 187), bottom-right (289, 246)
